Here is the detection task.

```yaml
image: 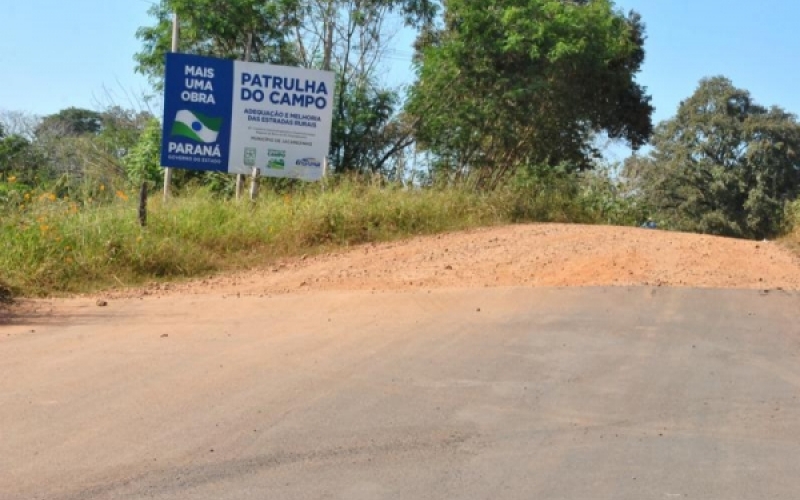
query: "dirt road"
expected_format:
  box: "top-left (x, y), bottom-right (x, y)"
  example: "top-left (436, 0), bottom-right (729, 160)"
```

top-left (94, 223), bottom-right (800, 299)
top-left (2, 224), bottom-right (800, 499)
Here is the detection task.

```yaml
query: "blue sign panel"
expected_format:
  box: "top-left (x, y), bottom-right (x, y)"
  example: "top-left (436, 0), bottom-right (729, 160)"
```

top-left (160, 53), bottom-right (234, 172)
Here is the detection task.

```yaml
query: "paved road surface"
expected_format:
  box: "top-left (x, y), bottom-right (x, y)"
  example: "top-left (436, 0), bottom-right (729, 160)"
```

top-left (2, 287), bottom-right (800, 499)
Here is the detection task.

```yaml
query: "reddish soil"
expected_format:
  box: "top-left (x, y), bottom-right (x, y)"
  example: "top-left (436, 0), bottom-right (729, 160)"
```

top-left (100, 223), bottom-right (800, 299)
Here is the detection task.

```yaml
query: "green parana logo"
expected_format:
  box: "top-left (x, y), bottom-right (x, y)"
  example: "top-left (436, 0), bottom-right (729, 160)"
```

top-left (268, 149), bottom-right (286, 169)
top-left (171, 110), bottom-right (222, 143)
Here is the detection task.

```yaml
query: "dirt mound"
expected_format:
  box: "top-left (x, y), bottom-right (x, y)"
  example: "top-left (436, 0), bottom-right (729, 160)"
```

top-left (105, 224), bottom-right (800, 299)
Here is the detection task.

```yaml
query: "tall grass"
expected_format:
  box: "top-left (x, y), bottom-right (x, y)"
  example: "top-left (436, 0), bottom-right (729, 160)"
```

top-left (782, 199), bottom-right (800, 254)
top-left (0, 173), bottom-right (644, 298)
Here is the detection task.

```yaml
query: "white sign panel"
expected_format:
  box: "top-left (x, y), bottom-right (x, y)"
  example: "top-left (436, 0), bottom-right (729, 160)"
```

top-left (230, 61), bottom-right (334, 180)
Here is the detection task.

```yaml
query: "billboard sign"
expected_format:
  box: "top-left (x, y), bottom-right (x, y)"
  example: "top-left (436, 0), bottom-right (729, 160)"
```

top-left (161, 53), bottom-right (335, 181)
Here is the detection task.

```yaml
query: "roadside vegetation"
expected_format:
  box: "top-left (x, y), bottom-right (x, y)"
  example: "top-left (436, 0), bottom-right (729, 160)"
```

top-left (0, 169), bottom-right (646, 297)
top-left (2, 0), bottom-right (800, 299)
top-left (783, 200), bottom-right (800, 254)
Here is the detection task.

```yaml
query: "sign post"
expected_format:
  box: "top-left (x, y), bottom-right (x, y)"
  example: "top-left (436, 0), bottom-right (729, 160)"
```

top-left (163, 12), bottom-right (179, 202)
top-left (235, 172), bottom-right (244, 199)
top-left (160, 54), bottom-right (334, 184)
top-left (237, 35), bottom-right (253, 200)
top-left (250, 166), bottom-right (260, 200)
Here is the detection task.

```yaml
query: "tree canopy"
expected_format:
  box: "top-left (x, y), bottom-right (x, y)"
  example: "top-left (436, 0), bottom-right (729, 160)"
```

top-left (35, 107), bottom-right (103, 139)
top-left (627, 76), bottom-right (800, 239)
top-left (405, 0), bottom-right (653, 186)
top-left (135, 0), bottom-right (303, 86)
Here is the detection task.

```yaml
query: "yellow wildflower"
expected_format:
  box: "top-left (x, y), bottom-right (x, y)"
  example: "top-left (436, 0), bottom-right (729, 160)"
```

top-left (99, 184), bottom-right (105, 192)
top-left (39, 224), bottom-right (49, 233)
top-left (116, 190), bottom-right (128, 201)
top-left (8, 176), bottom-right (16, 183)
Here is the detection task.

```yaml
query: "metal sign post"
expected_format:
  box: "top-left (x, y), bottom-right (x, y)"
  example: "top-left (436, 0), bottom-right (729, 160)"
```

top-left (249, 167), bottom-right (260, 201)
top-left (163, 13), bottom-right (179, 202)
top-left (236, 34), bottom-right (255, 201)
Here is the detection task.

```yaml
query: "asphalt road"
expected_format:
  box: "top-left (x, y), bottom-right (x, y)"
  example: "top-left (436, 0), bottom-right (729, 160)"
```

top-left (2, 286), bottom-right (800, 499)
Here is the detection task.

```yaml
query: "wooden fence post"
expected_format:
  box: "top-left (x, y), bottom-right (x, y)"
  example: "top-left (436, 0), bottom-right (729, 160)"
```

top-left (138, 182), bottom-right (148, 227)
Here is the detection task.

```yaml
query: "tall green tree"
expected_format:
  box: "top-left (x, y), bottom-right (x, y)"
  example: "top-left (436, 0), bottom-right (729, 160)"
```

top-left (34, 107), bottom-right (103, 139)
top-left (627, 76), bottom-right (800, 239)
top-left (406, 0), bottom-right (653, 186)
top-left (124, 118), bottom-right (164, 186)
top-left (135, 0), bottom-right (303, 86)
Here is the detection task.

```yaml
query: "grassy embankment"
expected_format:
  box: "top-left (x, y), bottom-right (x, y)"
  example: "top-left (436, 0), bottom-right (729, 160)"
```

top-left (2, 178), bottom-right (798, 300)
top-left (2, 176), bottom-right (632, 298)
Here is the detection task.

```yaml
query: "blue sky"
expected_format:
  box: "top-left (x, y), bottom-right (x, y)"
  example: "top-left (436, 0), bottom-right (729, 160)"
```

top-left (2, 1), bottom-right (799, 140)
top-left (0, 1), bottom-right (154, 115)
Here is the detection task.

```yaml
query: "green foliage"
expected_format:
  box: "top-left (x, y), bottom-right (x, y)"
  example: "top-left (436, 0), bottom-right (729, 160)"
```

top-left (787, 199), bottom-right (800, 229)
top-left (0, 133), bottom-right (42, 184)
top-left (35, 107), bottom-right (103, 138)
top-left (0, 105), bottom-right (154, 202)
top-left (135, 0), bottom-right (303, 86)
top-left (331, 80), bottom-right (408, 174)
top-left (629, 76), bottom-right (800, 239)
top-left (576, 168), bottom-right (649, 227)
top-left (96, 107), bottom-right (157, 159)
top-left (124, 118), bottom-right (164, 186)
top-left (407, 0), bottom-right (653, 184)
top-left (134, 0), bottom-right (438, 84)
top-left (17, 104), bottom-right (223, 200)
top-left (508, 163), bottom-right (646, 225)
top-left (781, 199), bottom-right (800, 255)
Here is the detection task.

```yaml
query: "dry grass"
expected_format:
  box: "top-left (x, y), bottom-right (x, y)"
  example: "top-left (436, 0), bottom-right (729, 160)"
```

top-left (781, 200), bottom-right (800, 257)
top-left (1, 182), bottom-right (509, 297)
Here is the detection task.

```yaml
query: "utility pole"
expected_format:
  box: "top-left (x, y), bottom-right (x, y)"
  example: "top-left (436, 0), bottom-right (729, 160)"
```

top-left (163, 12), bottom-right (179, 202)
top-left (321, 7), bottom-right (334, 188)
